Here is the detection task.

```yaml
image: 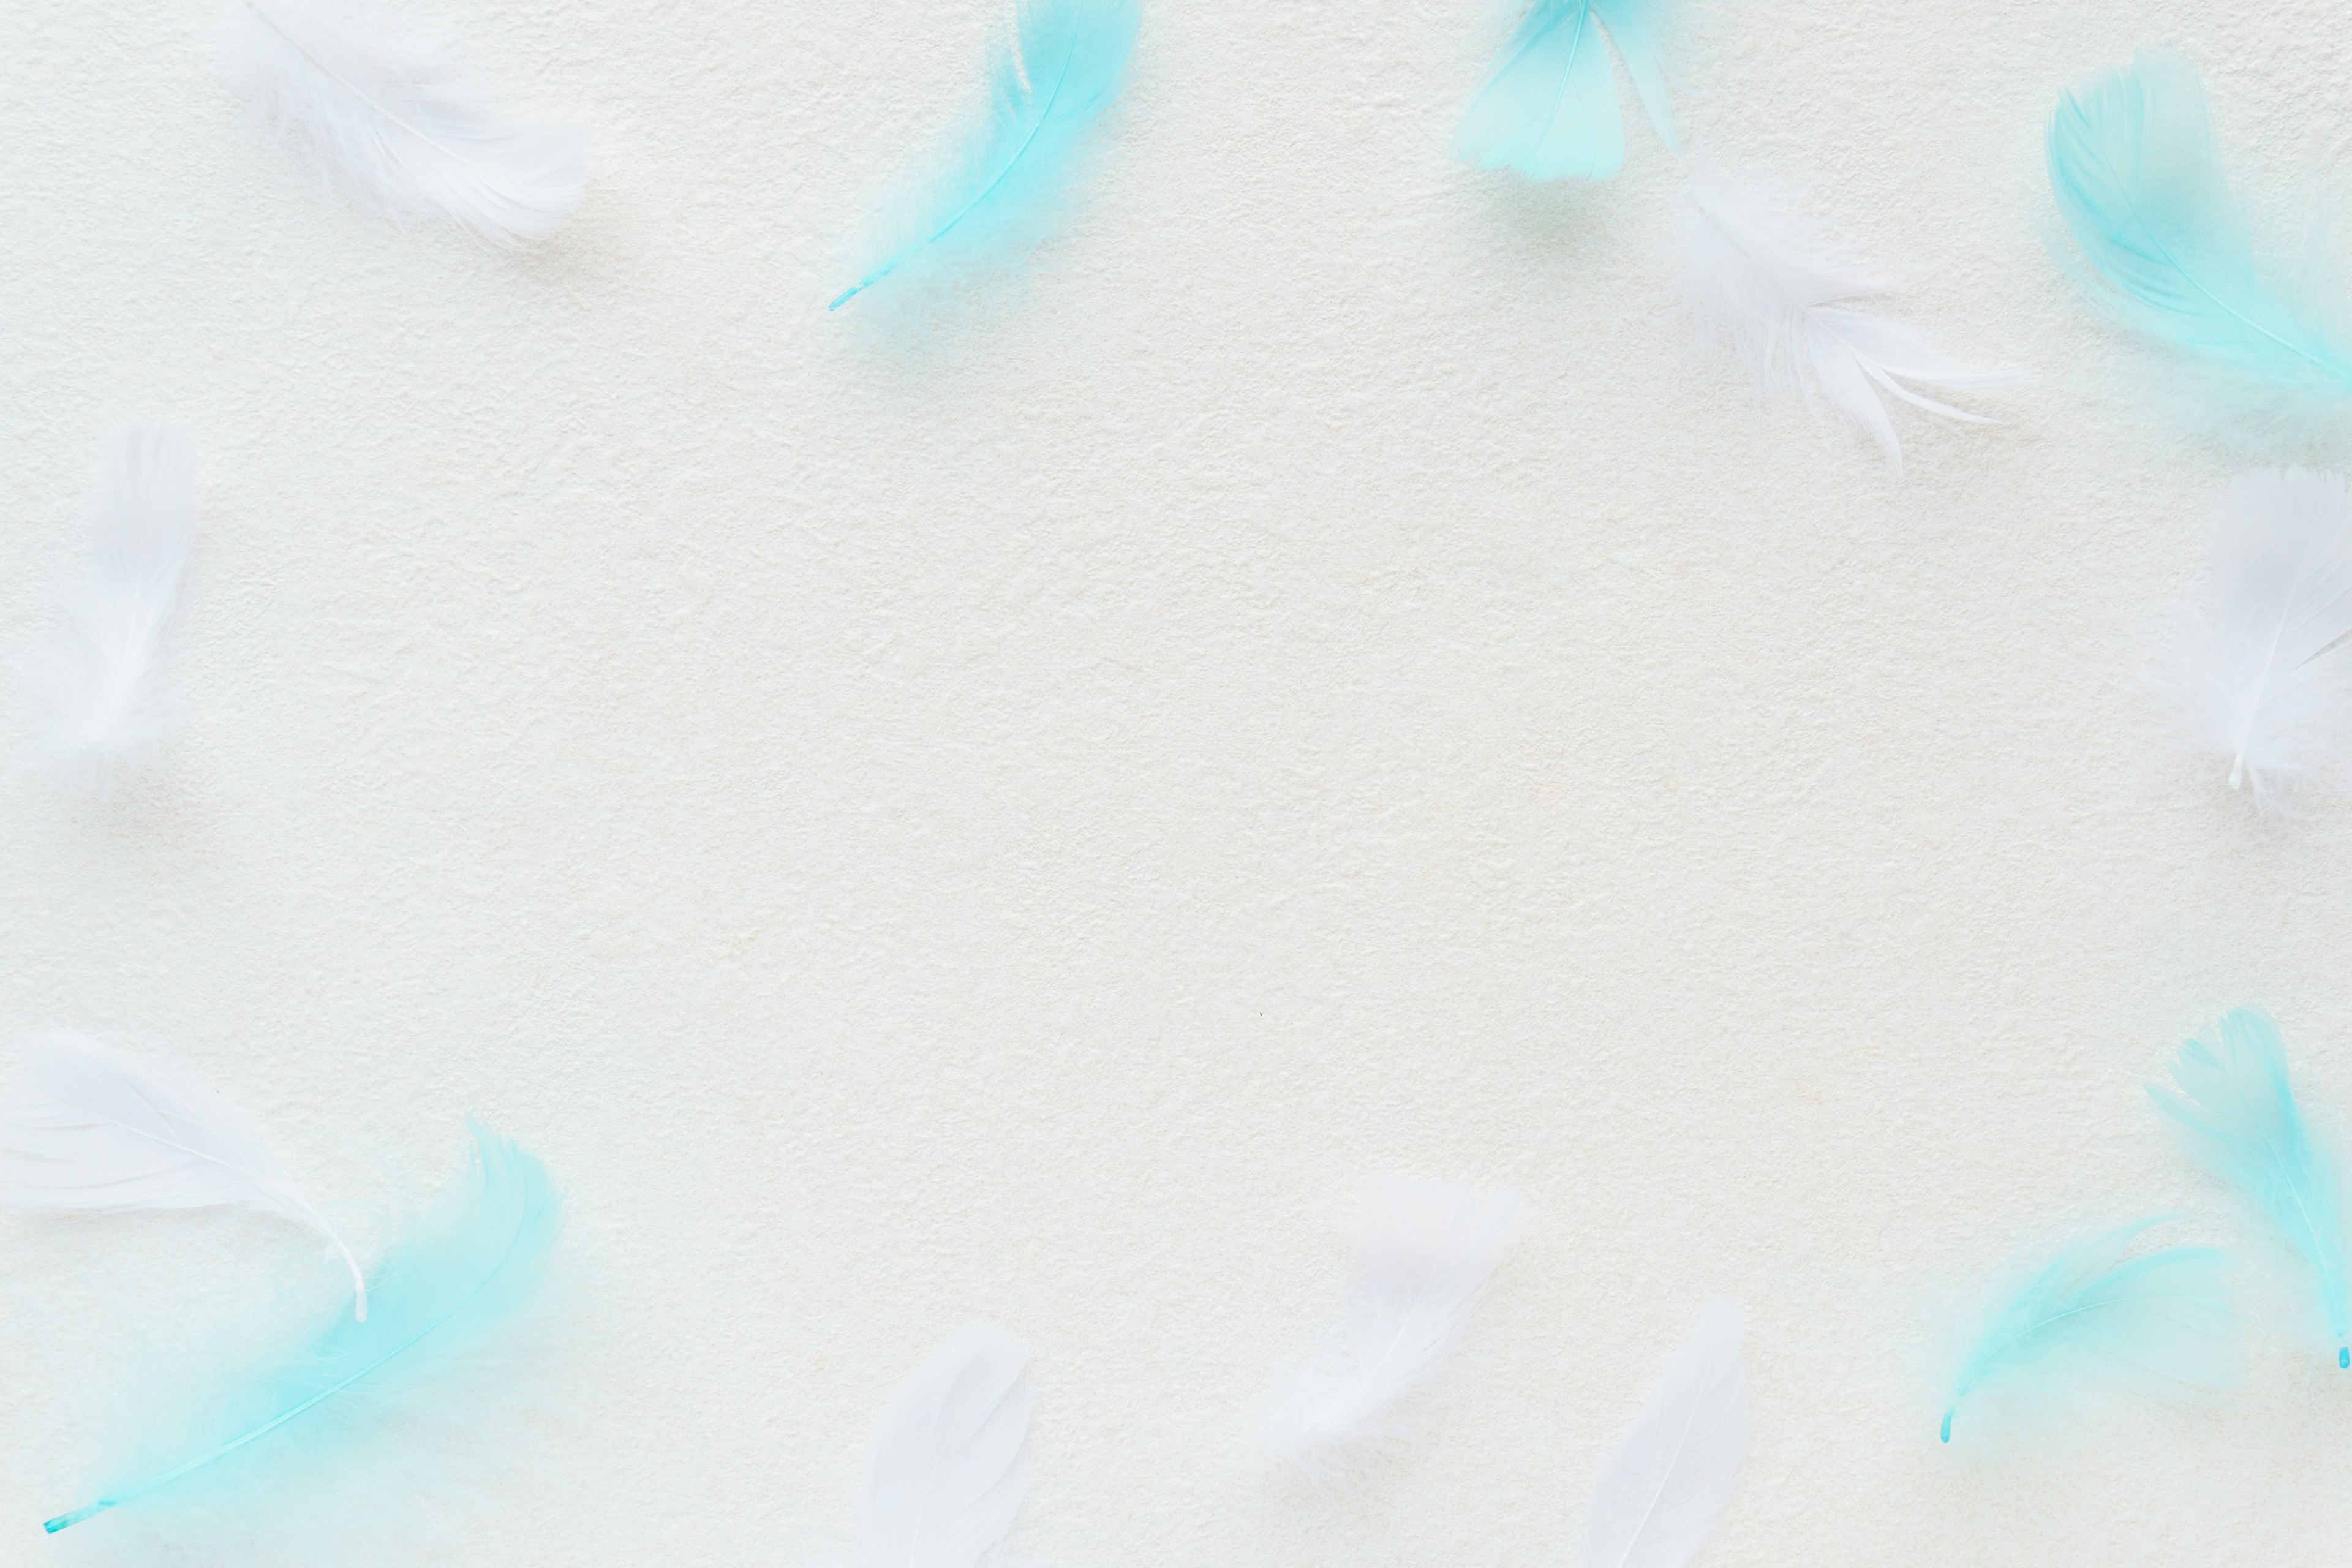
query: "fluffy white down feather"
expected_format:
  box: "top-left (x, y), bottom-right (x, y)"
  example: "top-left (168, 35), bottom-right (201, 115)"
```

top-left (239, 0), bottom-right (586, 246)
top-left (1678, 179), bottom-right (2029, 475)
top-left (1257, 1176), bottom-right (1520, 1482)
top-left (2171, 469), bottom-right (2352, 815)
top-left (1584, 1300), bottom-right (1748, 1568)
top-left (2, 1033), bottom-right (368, 1318)
top-left (861, 1325), bottom-right (1034, 1568)
top-left (32, 423), bottom-right (195, 796)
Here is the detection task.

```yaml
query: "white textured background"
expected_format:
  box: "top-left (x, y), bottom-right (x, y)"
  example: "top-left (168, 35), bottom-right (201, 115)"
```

top-left (7, 0), bottom-right (2352, 1562)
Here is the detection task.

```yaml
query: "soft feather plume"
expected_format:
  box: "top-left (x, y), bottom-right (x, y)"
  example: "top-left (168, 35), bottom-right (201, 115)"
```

top-left (2047, 57), bottom-right (2352, 409)
top-left (238, 0), bottom-right (586, 246)
top-left (1678, 179), bottom-right (2030, 475)
top-left (1257, 1176), bottom-right (1519, 1482)
top-left (830, 0), bottom-right (1138, 311)
top-left (2152, 1009), bottom-right (2350, 1368)
top-left (32, 423), bottom-right (195, 794)
top-left (1457, 0), bottom-right (1675, 181)
top-left (1940, 1221), bottom-right (2235, 1447)
top-left (1584, 1299), bottom-right (1746, 1568)
top-left (861, 1325), bottom-right (1033, 1568)
top-left (2166, 469), bottom-right (2352, 814)
top-left (3, 1033), bottom-right (368, 1319)
top-left (44, 1121), bottom-right (560, 1537)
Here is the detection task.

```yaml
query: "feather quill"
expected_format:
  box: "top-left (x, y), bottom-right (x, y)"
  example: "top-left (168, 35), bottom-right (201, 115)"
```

top-left (1584, 1299), bottom-right (1747, 1568)
top-left (239, 0), bottom-right (586, 247)
top-left (2046, 57), bottom-right (2352, 403)
top-left (1940, 1221), bottom-right (2234, 1446)
top-left (2169, 469), bottom-right (2352, 812)
top-left (3, 1033), bottom-right (368, 1319)
top-left (43, 1120), bottom-right (560, 1535)
top-left (2151, 1009), bottom-right (2350, 1368)
top-left (32, 423), bottom-right (195, 794)
top-left (1257, 1176), bottom-right (1520, 1482)
top-left (860, 1325), bottom-right (1033, 1568)
top-left (829, 0), bottom-right (1139, 311)
top-left (1678, 179), bottom-right (2030, 475)
top-left (1457, 0), bottom-right (1675, 181)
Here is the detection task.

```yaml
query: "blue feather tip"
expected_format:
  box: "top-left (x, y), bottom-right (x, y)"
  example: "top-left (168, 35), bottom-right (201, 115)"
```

top-left (831, 0), bottom-right (1138, 311)
top-left (42, 1121), bottom-right (561, 1536)
top-left (1457, 0), bottom-right (1676, 181)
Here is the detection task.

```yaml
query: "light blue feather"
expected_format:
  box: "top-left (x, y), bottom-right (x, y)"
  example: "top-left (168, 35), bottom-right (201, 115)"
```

top-left (1455, 0), bottom-right (1676, 182)
top-left (2046, 56), bottom-right (2352, 399)
top-left (831, 0), bottom-right (1139, 310)
top-left (2152, 1009), bottom-right (2351, 1368)
top-left (45, 1121), bottom-right (561, 1536)
top-left (1942, 1220), bottom-right (2234, 1445)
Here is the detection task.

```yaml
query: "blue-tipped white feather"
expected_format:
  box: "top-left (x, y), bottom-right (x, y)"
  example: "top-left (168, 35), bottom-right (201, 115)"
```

top-left (1457, 0), bottom-right (1675, 181)
top-left (2046, 57), bottom-right (2352, 407)
top-left (1940, 1221), bottom-right (2235, 1447)
top-left (44, 1121), bottom-right (562, 1542)
top-left (2166, 469), bottom-right (2352, 815)
top-left (831, 0), bottom-right (1139, 311)
top-left (2152, 1010), bottom-right (2350, 1368)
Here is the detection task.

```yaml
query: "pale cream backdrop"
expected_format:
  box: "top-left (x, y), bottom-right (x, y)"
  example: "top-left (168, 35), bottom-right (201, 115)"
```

top-left (6, 0), bottom-right (2352, 1562)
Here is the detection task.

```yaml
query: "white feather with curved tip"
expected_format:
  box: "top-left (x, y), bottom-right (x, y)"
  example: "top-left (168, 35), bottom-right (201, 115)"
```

top-left (1257, 1176), bottom-right (1520, 1482)
top-left (2, 1034), bottom-right (368, 1320)
top-left (1585, 1300), bottom-right (1748, 1568)
top-left (1678, 179), bottom-right (2030, 475)
top-left (861, 1325), bottom-right (1034, 1568)
top-left (33, 423), bottom-right (195, 796)
top-left (2169, 469), bottom-right (2352, 814)
top-left (238, 0), bottom-right (586, 246)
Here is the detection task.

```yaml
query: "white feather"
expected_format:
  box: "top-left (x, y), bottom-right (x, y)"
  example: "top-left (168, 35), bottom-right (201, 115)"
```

top-left (238, 0), bottom-right (586, 246)
top-left (1257, 1176), bottom-right (1520, 1482)
top-left (32, 423), bottom-right (195, 796)
top-left (2169, 469), bottom-right (2352, 814)
top-left (861, 1325), bottom-right (1034, 1568)
top-left (1678, 179), bottom-right (2030, 475)
top-left (2, 1033), bottom-right (368, 1320)
top-left (1584, 1300), bottom-right (1749, 1568)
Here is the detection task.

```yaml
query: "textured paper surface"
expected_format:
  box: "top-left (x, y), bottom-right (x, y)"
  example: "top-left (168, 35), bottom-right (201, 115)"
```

top-left (5, 0), bottom-right (2352, 1562)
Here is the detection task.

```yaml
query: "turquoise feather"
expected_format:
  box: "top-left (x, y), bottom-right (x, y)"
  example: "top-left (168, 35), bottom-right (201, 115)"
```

top-left (2045, 57), bottom-right (2352, 398)
top-left (2152, 1009), bottom-right (2351, 1368)
top-left (45, 1121), bottom-right (561, 1535)
top-left (1455, 0), bottom-right (1676, 182)
top-left (831, 0), bottom-right (1139, 310)
top-left (1942, 1221), bottom-right (2234, 1444)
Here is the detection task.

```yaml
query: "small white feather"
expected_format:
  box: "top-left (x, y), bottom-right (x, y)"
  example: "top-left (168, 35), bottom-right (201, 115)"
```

top-left (2, 1033), bottom-right (368, 1319)
top-left (1257, 1176), bottom-right (1520, 1482)
top-left (238, 0), bottom-right (586, 246)
top-left (1584, 1300), bottom-right (1749, 1568)
top-left (1678, 179), bottom-right (2030, 475)
top-left (861, 1325), bottom-right (1035, 1568)
top-left (31, 423), bottom-right (196, 796)
top-left (2168, 469), bottom-right (2352, 815)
